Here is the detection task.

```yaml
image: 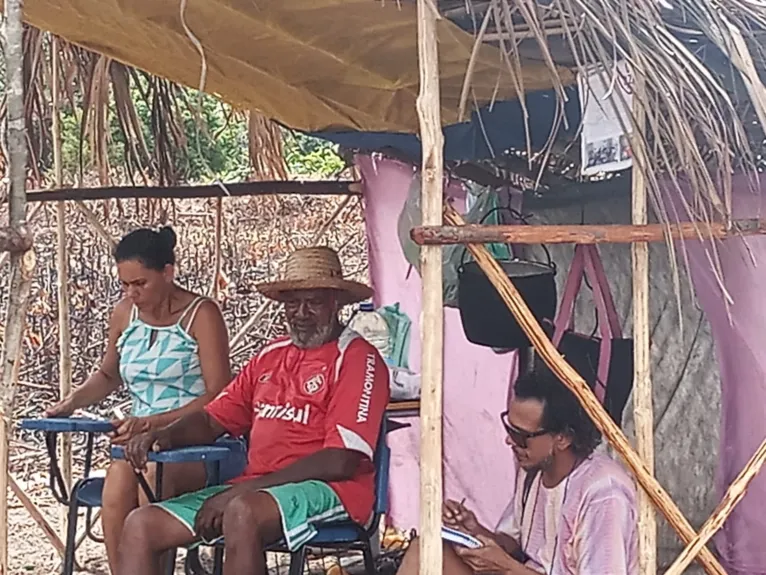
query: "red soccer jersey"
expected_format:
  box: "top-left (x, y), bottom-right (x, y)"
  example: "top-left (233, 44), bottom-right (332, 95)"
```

top-left (204, 328), bottom-right (390, 524)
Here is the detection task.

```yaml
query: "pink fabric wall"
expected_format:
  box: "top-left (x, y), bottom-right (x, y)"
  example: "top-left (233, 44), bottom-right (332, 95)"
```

top-left (357, 154), bottom-right (518, 532)
top-left (667, 179), bottom-right (766, 575)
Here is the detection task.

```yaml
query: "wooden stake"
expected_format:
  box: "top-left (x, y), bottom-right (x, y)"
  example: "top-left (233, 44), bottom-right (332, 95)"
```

top-left (0, 0), bottom-right (35, 572)
top-left (410, 220), bottom-right (766, 246)
top-left (416, 1), bottom-right (445, 575)
top-left (8, 475), bottom-right (66, 558)
top-left (443, 205), bottom-right (726, 575)
top-left (0, 205), bottom-right (43, 269)
top-left (52, 37), bottom-right (73, 542)
top-left (631, 76), bottom-right (657, 575)
top-left (664, 437), bottom-right (766, 575)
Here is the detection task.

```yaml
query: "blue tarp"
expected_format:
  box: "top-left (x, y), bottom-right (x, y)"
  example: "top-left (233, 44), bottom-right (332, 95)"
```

top-left (308, 87), bottom-right (581, 162)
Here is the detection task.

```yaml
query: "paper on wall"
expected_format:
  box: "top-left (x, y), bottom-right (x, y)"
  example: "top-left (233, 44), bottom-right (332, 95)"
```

top-left (579, 60), bottom-right (635, 176)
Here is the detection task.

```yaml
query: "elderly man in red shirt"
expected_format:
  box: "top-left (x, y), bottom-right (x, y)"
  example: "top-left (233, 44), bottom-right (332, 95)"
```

top-left (115, 246), bottom-right (390, 575)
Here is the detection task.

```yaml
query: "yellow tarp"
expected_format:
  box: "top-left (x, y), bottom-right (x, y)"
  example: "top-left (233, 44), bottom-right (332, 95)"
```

top-left (18, 0), bottom-right (573, 132)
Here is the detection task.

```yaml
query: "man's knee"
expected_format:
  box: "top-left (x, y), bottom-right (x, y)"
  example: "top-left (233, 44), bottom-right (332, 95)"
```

top-left (121, 507), bottom-right (166, 551)
top-left (222, 492), bottom-right (281, 545)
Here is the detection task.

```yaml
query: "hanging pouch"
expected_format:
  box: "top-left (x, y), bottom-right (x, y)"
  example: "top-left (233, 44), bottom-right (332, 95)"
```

top-left (538, 245), bottom-right (633, 426)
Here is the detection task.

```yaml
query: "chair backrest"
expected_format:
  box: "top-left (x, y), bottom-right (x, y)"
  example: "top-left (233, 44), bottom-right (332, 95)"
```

top-left (372, 418), bottom-right (392, 515)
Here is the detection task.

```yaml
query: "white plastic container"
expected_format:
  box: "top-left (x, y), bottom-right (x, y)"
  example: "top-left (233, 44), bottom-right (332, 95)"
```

top-left (349, 302), bottom-right (391, 360)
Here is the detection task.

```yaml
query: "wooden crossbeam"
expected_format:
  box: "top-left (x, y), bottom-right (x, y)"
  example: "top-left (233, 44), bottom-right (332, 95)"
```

top-left (411, 220), bottom-right (766, 246)
top-left (25, 181), bottom-right (361, 202)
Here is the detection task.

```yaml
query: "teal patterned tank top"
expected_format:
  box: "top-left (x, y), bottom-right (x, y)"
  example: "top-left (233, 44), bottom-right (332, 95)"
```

top-left (117, 297), bottom-right (207, 417)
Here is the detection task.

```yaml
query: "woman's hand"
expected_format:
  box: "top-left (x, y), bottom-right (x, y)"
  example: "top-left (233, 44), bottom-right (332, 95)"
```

top-left (45, 397), bottom-right (75, 418)
top-left (109, 416), bottom-right (153, 445)
top-left (454, 534), bottom-right (518, 573)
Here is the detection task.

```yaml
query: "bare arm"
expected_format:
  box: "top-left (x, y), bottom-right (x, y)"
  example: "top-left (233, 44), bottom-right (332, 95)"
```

top-left (46, 299), bottom-right (130, 416)
top-left (123, 410), bottom-right (228, 470)
top-left (141, 300), bottom-right (231, 429)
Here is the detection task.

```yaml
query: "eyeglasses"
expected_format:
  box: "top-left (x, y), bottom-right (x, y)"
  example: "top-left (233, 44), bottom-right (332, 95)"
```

top-left (500, 411), bottom-right (549, 448)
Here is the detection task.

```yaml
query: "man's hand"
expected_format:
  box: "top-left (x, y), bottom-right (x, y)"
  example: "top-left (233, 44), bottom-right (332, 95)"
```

top-left (123, 429), bottom-right (170, 471)
top-left (443, 499), bottom-right (482, 535)
top-left (194, 487), bottom-right (242, 543)
top-left (110, 416), bottom-right (153, 445)
top-left (454, 534), bottom-right (519, 574)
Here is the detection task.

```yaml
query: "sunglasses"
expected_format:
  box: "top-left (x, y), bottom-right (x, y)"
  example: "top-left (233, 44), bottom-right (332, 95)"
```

top-left (500, 411), bottom-right (549, 448)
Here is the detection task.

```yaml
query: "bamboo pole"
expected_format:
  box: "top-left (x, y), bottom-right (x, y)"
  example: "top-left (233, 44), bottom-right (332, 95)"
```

top-left (0, 0), bottom-right (35, 571)
top-left (443, 204), bottom-right (726, 575)
top-left (410, 220), bottom-right (766, 246)
top-left (631, 78), bottom-right (657, 575)
top-left (416, 1), bottom-right (445, 574)
top-left (52, 37), bottom-right (73, 543)
top-left (664, 437), bottom-right (766, 575)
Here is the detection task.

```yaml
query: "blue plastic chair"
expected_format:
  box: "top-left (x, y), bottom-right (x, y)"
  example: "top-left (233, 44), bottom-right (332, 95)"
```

top-left (273, 429), bottom-right (392, 575)
top-left (19, 417), bottom-right (115, 575)
top-left (189, 418), bottom-right (402, 575)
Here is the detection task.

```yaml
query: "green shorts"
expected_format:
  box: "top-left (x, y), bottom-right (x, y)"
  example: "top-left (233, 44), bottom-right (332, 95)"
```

top-left (154, 480), bottom-right (349, 551)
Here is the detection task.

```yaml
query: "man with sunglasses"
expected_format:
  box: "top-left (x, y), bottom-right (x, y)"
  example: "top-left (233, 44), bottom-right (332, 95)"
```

top-left (396, 368), bottom-right (638, 575)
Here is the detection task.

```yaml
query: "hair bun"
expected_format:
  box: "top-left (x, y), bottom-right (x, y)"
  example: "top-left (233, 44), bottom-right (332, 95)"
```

top-left (157, 226), bottom-right (177, 251)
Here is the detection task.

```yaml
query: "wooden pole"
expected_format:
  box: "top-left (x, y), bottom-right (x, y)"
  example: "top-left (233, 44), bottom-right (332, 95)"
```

top-left (0, 205), bottom-right (43, 269)
top-left (631, 77), bottom-right (657, 575)
top-left (52, 37), bottom-right (73, 542)
top-left (664, 437), bottom-right (766, 575)
top-left (0, 0), bottom-right (35, 571)
top-left (416, 1), bottom-right (444, 575)
top-left (443, 205), bottom-right (727, 575)
top-left (210, 197), bottom-right (223, 298)
top-left (410, 220), bottom-right (766, 246)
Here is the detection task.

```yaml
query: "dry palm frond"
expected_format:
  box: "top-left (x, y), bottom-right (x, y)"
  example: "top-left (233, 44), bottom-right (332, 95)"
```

top-left (452, 0), bottom-right (766, 315)
top-left (0, 30), bottom-right (284, 191)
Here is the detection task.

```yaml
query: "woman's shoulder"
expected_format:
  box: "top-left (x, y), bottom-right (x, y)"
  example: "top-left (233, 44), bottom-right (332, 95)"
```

top-left (184, 295), bottom-right (225, 331)
top-left (111, 297), bottom-right (135, 330)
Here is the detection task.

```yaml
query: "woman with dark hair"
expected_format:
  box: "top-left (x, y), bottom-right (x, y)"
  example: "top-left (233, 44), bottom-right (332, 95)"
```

top-left (46, 226), bottom-right (231, 572)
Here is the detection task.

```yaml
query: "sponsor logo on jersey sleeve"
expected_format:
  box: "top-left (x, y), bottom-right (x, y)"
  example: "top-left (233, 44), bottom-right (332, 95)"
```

top-left (356, 353), bottom-right (377, 423)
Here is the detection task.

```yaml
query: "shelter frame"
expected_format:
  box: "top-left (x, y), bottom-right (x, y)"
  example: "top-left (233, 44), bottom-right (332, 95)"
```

top-left (2, 4), bottom-right (766, 575)
top-left (410, 5), bottom-right (766, 575)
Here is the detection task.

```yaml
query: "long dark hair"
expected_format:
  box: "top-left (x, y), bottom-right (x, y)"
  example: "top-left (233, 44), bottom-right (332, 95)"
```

top-left (514, 368), bottom-right (602, 457)
top-left (113, 226), bottom-right (177, 271)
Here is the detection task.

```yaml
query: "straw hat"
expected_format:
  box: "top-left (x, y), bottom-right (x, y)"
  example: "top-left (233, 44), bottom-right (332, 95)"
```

top-left (256, 246), bottom-right (372, 305)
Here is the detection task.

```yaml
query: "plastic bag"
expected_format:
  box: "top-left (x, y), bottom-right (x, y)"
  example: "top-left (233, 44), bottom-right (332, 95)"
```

top-left (397, 174), bottom-right (510, 307)
top-left (378, 302), bottom-right (412, 369)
